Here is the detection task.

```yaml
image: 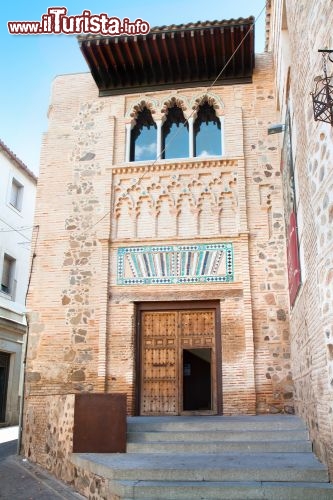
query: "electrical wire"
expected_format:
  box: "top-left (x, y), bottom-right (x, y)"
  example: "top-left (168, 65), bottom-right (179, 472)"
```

top-left (18, 223), bottom-right (40, 457)
top-left (76, 4), bottom-right (267, 238)
top-left (0, 217), bottom-right (35, 241)
top-left (0, 226), bottom-right (35, 233)
top-left (25, 224), bottom-right (40, 306)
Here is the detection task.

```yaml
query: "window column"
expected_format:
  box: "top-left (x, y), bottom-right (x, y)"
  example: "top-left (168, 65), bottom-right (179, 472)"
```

top-left (218, 116), bottom-right (224, 156)
top-left (156, 119), bottom-right (162, 159)
top-left (125, 123), bottom-right (131, 162)
top-left (188, 116), bottom-right (194, 158)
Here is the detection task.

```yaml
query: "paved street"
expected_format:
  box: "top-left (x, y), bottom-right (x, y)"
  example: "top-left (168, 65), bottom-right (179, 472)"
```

top-left (0, 426), bottom-right (84, 499)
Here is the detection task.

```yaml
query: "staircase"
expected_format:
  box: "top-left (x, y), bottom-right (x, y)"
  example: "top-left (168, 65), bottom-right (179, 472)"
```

top-left (72, 415), bottom-right (333, 499)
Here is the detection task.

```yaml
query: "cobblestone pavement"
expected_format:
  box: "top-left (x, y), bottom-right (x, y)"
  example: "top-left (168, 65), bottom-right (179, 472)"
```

top-left (0, 427), bottom-right (85, 499)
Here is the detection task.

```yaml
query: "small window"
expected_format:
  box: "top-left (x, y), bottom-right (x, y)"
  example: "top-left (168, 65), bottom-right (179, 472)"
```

top-left (10, 178), bottom-right (24, 211)
top-left (162, 105), bottom-right (188, 159)
top-left (1, 254), bottom-right (16, 296)
top-left (194, 102), bottom-right (221, 157)
top-left (130, 107), bottom-right (157, 162)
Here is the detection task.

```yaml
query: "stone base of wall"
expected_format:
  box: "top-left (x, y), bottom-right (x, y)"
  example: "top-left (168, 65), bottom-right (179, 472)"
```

top-left (22, 394), bottom-right (109, 498)
top-left (313, 439), bottom-right (333, 482)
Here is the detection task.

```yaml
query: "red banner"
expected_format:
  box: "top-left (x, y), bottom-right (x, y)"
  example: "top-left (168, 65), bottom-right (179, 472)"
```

top-left (287, 212), bottom-right (301, 305)
top-left (281, 109), bottom-right (301, 306)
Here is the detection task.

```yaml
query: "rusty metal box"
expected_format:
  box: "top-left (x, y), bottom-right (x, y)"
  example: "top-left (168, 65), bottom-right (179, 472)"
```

top-left (73, 393), bottom-right (127, 453)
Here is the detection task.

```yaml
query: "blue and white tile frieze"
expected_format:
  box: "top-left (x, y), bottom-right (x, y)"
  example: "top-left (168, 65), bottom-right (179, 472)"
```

top-left (117, 243), bottom-right (234, 285)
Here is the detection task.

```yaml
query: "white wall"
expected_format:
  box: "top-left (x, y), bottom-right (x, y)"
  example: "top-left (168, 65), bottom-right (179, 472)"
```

top-left (0, 150), bottom-right (37, 316)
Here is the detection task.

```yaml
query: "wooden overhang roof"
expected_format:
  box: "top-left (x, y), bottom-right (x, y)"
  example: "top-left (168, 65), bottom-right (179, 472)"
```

top-left (78, 17), bottom-right (255, 95)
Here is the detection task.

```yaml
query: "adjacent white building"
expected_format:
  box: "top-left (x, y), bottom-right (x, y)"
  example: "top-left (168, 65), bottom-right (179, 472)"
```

top-left (0, 139), bottom-right (37, 425)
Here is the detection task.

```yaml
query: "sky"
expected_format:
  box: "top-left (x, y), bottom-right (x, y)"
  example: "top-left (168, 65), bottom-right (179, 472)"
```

top-left (0, 1), bottom-right (266, 175)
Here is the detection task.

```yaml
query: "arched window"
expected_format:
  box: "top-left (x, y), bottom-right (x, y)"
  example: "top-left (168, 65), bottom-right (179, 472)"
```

top-left (194, 101), bottom-right (221, 157)
top-left (130, 107), bottom-right (157, 162)
top-left (162, 105), bottom-right (188, 159)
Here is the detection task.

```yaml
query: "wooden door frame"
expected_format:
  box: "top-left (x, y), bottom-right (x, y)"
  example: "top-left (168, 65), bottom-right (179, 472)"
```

top-left (135, 300), bottom-right (222, 415)
top-left (0, 351), bottom-right (10, 422)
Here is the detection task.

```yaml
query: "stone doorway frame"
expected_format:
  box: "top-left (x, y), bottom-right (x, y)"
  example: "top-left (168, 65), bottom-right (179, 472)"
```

top-left (135, 300), bottom-right (222, 415)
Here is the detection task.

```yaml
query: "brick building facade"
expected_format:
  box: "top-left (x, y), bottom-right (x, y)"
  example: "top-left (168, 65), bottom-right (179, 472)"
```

top-left (20, 14), bottom-right (306, 495)
top-left (268, 0), bottom-right (333, 478)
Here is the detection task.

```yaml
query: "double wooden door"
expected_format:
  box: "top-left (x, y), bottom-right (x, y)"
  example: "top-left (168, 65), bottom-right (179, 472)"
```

top-left (138, 305), bottom-right (220, 415)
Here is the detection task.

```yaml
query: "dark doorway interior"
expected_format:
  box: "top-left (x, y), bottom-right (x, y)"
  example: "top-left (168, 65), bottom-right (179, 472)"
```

top-left (0, 352), bottom-right (10, 422)
top-left (183, 348), bottom-right (211, 411)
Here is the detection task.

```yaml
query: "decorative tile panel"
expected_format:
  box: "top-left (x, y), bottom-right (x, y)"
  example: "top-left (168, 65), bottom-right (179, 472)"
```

top-left (117, 243), bottom-right (233, 285)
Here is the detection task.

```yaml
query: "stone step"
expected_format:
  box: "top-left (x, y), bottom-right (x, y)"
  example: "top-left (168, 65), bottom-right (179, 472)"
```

top-left (111, 479), bottom-right (333, 500)
top-left (127, 439), bottom-right (312, 453)
top-left (127, 429), bottom-right (309, 443)
top-left (72, 451), bottom-right (328, 483)
top-left (71, 416), bottom-right (332, 499)
top-left (127, 415), bottom-right (307, 432)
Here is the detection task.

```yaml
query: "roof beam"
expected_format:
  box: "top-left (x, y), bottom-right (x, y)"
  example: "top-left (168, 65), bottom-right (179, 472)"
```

top-left (152, 34), bottom-right (166, 83)
top-left (170, 32), bottom-right (182, 81)
top-left (132, 36), bottom-right (145, 84)
top-left (230, 26), bottom-right (236, 76)
top-left (199, 29), bottom-right (209, 79)
top-left (219, 27), bottom-right (226, 79)
top-left (83, 42), bottom-right (104, 88)
top-left (123, 37), bottom-right (138, 85)
top-left (209, 28), bottom-right (217, 75)
top-left (239, 25), bottom-right (245, 76)
top-left (180, 31), bottom-right (191, 81)
top-left (161, 33), bottom-right (174, 82)
top-left (142, 35), bottom-right (156, 84)
top-left (190, 30), bottom-right (199, 80)
top-left (104, 39), bottom-right (123, 87)
top-left (95, 40), bottom-right (112, 88)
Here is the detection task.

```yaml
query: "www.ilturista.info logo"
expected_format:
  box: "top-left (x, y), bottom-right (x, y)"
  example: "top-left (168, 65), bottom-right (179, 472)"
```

top-left (7, 7), bottom-right (150, 35)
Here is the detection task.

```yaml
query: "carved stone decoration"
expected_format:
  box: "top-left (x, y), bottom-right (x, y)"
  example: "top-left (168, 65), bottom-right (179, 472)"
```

top-left (190, 92), bottom-right (225, 116)
top-left (156, 195), bottom-right (177, 237)
top-left (125, 92), bottom-right (224, 121)
top-left (125, 96), bottom-right (159, 120)
top-left (136, 196), bottom-right (156, 238)
top-left (198, 192), bottom-right (220, 236)
top-left (112, 165), bottom-right (239, 240)
top-left (114, 198), bottom-right (135, 240)
top-left (160, 94), bottom-right (189, 117)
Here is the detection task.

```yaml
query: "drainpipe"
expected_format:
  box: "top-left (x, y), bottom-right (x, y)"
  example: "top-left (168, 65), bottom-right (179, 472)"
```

top-left (17, 225), bottom-right (39, 455)
top-left (17, 316), bottom-right (29, 455)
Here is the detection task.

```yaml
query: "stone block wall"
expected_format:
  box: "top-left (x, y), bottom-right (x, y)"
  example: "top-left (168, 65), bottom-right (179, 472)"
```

top-left (23, 394), bottom-right (108, 498)
top-left (243, 54), bottom-right (292, 413)
top-left (269, 0), bottom-right (333, 477)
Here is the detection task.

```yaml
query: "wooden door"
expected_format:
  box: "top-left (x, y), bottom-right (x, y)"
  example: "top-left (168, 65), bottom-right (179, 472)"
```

top-left (141, 311), bottom-right (178, 415)
top-left (0, 352), bottom-right (10, 422)
top-left (140, 307), bottom-right (217, 415)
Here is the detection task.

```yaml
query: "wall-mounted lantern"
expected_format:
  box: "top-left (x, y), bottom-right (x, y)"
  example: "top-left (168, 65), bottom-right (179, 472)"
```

top-left (311, 49), bottom-right (333, 126)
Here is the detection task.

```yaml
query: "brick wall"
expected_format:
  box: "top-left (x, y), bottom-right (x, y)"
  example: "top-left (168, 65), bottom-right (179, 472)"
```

top-left (23, 52), bottom-right (292, 483)
top-left (269, 0), bottom-right (333, 478)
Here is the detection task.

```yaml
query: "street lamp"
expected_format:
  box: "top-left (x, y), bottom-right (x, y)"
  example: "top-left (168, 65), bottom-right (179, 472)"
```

top-left (311, 49), bottom-right (333, 126)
